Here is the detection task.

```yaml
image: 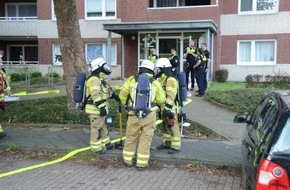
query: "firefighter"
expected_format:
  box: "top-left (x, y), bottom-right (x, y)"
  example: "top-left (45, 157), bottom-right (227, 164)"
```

top-left (147, 48), bottom-right (158, 65)
top-left (119, 60), bottom-right (165, 171)
top-left (0, 55), bottom-right (11, 138)
top-left (85, 57), bottom-right (120, 154)
top-left (155, 58), bottom-right (181, 154)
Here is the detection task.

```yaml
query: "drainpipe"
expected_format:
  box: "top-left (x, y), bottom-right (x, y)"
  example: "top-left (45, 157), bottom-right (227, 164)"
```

top-left (122, 34), bottom-right (125, 80)
top-left (107, 31), bottom-right (112, 80)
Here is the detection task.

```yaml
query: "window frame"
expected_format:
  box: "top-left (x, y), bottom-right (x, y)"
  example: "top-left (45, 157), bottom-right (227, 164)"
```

top-left (84, 0), bottom-right (116, 20)
top-left (51, 0), bottom-right (56, 20)
top-left (52, 43), bottom-right (62, 66)
top-left (238, 0), bottom-right (279, 15)
top-left (85, 43), bottom-right (117, 66)
top-left (5, 3), bottom-right (37, 20)
top-left (237, 39), bottom-right (277, 66)
top-left (148, 0), bottom-right (217, 8)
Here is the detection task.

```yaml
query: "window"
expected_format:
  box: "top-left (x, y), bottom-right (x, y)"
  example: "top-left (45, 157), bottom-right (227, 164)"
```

top-left (53, 44), bottom-right (62, 66)
top-left (51, 0), bottom-right (56, 20)
top-left (7, 45), bottom-right (38, 64)
top-left (237, 40), bottom-right (276, 65)
top-left (85, 0), bottom-right (116, 19)
top-left (239, 0), bottom-right (278, 14)
top-left (85, 43), bottom-right (117, 66)
top-left (5, 3), bottom-right (37, 20)
top-left (149, 0), bottom-right (211, 8)
top-left (271, 113), bottom-right (290, 155)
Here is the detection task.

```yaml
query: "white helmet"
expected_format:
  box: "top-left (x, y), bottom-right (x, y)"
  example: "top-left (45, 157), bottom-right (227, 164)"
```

top-left (155, 58), bottom-right (172, 68)
top-left (90, 57), bottom-right (107, 72)
top-left (139, 60), bottom-right (155, 72)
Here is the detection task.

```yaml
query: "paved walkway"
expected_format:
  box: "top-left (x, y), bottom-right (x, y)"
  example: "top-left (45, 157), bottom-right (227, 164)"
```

top-left (0, 159), bottom-right (242, 190)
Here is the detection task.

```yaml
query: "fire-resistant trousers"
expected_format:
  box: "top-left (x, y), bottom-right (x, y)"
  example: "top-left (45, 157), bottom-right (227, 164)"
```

top-left (89, 114), bottom-right (111, 152)
top-left (162, 114), bottom-right (181, 150)
top-left (123, 111), bottom-right (156, 168)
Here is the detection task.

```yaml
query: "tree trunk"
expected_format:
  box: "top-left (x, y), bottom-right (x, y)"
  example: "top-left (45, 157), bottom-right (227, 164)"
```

top-left (53, 0), bottom-right (87, 111)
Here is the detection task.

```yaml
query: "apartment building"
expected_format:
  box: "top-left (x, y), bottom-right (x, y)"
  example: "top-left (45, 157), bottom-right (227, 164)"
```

top-left (0, 0), bottom-right (289, 81)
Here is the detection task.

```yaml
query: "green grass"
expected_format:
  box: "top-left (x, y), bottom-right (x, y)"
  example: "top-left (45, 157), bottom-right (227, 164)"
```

top-left (205, 82), bottom-right (274, 114)
top-left (209, 81), bottom-right (246, 91)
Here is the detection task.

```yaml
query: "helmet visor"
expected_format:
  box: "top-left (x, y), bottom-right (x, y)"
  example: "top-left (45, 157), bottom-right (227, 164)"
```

top-left (102, 63), bottom-right (112, 75)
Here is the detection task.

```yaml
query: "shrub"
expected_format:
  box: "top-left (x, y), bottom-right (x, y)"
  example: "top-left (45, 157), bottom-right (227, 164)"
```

top-left (30, 71), bottom-right (42, 78)
top-left (10, 73), bottom-right (26, 82)
top-left (214, 69), bottom-right (228, 83)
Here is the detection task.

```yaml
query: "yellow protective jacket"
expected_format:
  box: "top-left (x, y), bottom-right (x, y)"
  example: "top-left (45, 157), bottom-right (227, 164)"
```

top-left (0, 69), bottom-right (11, 101)
top-left (85, 73), bottom-right (110, 115)
top-left (119, 73), bottom-right (165, 114)
top-left (160, 73), bottom-right (178, 114)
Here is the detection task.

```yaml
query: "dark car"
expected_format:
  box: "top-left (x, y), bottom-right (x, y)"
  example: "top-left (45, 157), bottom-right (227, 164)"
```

top-left (234, 91), bottom-right (290, 190)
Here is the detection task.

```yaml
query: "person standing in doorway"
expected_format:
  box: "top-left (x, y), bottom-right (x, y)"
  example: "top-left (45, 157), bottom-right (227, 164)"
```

top-left (201, 42), bottom-right (211, 89)
top-left (194, 48), bottom-right (207, 97)
top-left (169, 48), bottom-right (179, 76)
top-left (183, 40), bottom-right (197, 91)
top-left (147, 48), bottom-right (158, 65)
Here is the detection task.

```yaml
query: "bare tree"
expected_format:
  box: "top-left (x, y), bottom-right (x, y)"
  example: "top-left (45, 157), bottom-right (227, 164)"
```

top-left (53, 0), bottom-right (87, 110)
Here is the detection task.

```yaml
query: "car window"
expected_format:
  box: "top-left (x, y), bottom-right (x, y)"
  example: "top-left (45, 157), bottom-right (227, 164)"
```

top-left (271, 112), bottom-right (290, 155)
top-left (249, 97), bottom-right (278, 144)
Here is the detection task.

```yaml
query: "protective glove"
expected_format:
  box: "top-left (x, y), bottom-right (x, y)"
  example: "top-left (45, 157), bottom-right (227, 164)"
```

top-left (163, 109), bottom-right (171, 117)
top-left (111, 92), bottom-right (120, 102)
top-left (100, 107), bottom-right (107, 117)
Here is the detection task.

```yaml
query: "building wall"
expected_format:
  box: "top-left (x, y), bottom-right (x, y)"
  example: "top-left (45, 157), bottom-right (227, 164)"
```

top-left (219, 0), bottom-right (290, 81)
top-left (123, 34), bottom-right (138, 77)
top-left (119, 1), bottom-right (220, 23)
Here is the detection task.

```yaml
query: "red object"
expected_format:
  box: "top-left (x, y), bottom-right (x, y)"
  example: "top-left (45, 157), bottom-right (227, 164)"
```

top-left (256, 158), bottom-right (289, 190)
top-left (0, 71), bottom-right (4, 94)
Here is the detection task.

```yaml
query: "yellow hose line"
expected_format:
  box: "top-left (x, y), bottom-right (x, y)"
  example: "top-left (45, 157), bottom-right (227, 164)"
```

top-left (13, 89), bottom-right (60, 97)
top-left (0, 120), bottom-right (163, 179)
top-left (0, 137), bottom-right (125, 179)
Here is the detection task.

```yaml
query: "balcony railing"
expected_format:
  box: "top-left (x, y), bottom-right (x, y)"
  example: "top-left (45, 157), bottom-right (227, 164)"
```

top-left (0, 17), bottom-right (37, 21)
top-left (2, 61), bottom-right (39, 65)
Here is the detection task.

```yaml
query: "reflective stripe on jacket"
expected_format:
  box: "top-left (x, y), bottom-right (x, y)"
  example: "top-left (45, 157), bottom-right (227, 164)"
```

top-left (85, 75), bottom-right (109, 115)
top-left (160, 73), bottom-right (178, 114)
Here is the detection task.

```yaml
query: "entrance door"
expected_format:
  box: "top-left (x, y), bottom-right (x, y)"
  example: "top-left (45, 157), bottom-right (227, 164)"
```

top-left (158, 38), bottom-right (179, 59)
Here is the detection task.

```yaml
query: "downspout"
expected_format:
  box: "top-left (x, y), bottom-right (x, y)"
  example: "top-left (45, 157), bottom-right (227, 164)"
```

top-left (122, 34), bottom-right (125, 80)
top-left (107, 31), bottom-right (112, 79)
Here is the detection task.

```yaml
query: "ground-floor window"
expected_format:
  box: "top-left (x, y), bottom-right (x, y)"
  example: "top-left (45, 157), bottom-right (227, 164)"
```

top-left (85, 43), bottom-right (117, 66)
top-left (7, 45), bottom-right (38, 64)
top-left (237, 40), bottom-right (276, 65)
top-left (53, 43), bottom-right (62, 66)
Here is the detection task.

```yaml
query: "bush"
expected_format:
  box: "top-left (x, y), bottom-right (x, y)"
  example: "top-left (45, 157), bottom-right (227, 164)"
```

top-left (214, 69), bottom-right (228, 83)
top-left (10, 73), bottom-right (26, 82)
top-left (245, 74), bottom-right (290, 89)
top-left (30, 71), bottom-right (42, 78)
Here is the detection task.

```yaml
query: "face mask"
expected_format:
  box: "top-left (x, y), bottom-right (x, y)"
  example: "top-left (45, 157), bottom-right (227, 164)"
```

top-left (155, 67), bottom-right (162, 78)
top-left (101, 63), bottom-right (112, 75)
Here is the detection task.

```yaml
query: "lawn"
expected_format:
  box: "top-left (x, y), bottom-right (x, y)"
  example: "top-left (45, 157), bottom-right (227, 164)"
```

top-left (205, 81), bottom-right (274, 114)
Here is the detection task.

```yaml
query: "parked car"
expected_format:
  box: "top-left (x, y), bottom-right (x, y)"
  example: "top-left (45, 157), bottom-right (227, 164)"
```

top-left (234, 91), bottom-right (290, 190)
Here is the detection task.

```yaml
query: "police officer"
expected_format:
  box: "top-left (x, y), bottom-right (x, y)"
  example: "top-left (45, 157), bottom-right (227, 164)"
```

top-left (119, 60), bottom-right (165, 171)
top-left (183, 40), bottom-right (197, 91)
top-left (155, 58), bottom-right (181, 154)
top-left (0, 53), bottom-right (11, 138)
top-left (85, 57), bottom-right (120, 154)
top-left (169, 48), bottom-right (179, 76)
top-left (201, 42), bottom-right (211, 89)
top-left (194, 48), bottom-right (207, 97)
